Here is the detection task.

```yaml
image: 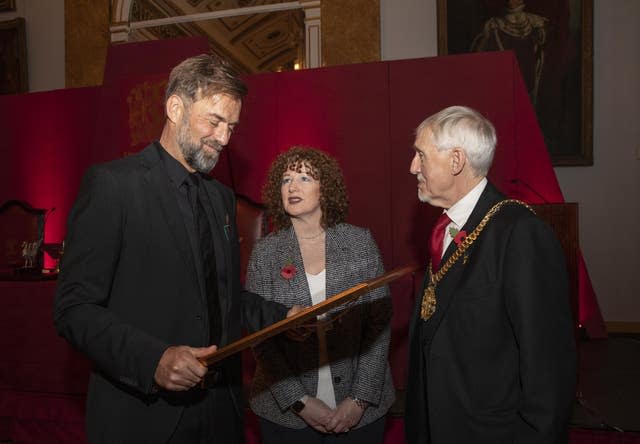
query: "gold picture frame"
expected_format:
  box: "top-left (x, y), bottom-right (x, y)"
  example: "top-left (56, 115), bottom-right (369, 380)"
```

top-left (437, 0), bottom-right (593, 166)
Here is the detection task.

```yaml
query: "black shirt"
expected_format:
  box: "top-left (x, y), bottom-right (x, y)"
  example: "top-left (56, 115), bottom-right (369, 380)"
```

top-left (155, 142), bottom-right (210, 305)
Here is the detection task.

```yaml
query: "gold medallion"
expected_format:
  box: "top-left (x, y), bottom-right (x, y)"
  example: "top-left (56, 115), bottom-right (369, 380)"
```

top-left (418, 200), bottom-right (534, 322)
top-left (421, 282), bottom-right (437, 320)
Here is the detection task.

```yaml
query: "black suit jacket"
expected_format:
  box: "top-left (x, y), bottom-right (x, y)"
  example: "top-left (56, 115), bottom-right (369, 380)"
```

top-left (405, 182), bottom-right (577, 444)
top-left (54, 144), bottom-right (286, 444)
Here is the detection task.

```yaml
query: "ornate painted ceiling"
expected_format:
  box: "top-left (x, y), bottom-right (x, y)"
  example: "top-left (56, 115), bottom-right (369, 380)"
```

top-left (128, 0), bottom-right (305, 73)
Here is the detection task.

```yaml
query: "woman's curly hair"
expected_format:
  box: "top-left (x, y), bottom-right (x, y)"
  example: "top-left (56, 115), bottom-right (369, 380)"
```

top-left (263, 146), bottom-right (349, 231)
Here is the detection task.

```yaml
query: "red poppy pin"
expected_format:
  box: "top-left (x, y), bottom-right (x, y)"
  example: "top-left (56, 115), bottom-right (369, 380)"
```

top-left (449, 227), bottom-right (467, 246)
top-left (453, 230), bottom-right (467, 246)
top-left (280, 263), bottom-right (297, 281)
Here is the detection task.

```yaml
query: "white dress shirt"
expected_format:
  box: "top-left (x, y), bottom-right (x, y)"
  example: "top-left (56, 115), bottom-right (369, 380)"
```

top-left (440, 178), bottom-right (488, 257)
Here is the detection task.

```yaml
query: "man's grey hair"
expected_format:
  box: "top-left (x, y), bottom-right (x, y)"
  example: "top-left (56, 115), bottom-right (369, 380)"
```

top-left (416, 105), bottom-right (496, 176)
top-left (164, 53), bottom-right (247, 106)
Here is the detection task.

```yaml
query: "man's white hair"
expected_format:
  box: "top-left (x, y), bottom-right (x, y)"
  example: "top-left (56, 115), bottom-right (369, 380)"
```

top-left (417, 105), bottom-right (496, 177)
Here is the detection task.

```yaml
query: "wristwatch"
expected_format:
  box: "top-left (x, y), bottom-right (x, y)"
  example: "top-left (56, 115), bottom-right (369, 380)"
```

top-left (291, 398), bottom-right (306, 413)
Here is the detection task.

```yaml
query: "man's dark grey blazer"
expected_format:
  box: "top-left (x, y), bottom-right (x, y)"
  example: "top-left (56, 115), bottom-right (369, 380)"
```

top-left (54, 143), bottom-right (286, 444)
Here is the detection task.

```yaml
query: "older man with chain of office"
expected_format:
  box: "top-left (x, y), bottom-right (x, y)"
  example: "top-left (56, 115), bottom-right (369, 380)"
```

top-left (404, 105), bottom-right (576, 443)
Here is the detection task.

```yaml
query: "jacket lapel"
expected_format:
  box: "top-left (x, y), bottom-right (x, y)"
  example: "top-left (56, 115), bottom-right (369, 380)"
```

top-left (324, 226), bottom-right (345, 302)
top-left (200, 178), bottom-right (234, 325)
top-left (274, 227), bottom-right (313, 307)
top-left (424, 182), bottom-right (505, 338)
top-left (140, 145), bottom-right (199, 293)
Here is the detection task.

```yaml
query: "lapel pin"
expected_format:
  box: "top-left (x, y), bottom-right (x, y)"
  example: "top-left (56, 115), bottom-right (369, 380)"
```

top-left (224, 214), bottom-right (231, 241)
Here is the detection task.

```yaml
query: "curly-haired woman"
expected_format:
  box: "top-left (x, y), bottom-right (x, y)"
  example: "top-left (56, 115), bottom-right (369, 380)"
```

top-left (246, 146), bottom-right (395, 443)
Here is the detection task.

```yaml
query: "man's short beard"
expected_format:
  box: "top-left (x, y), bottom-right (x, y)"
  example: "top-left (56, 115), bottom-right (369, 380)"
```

top-left (177, 114), bottom-right (221, 173)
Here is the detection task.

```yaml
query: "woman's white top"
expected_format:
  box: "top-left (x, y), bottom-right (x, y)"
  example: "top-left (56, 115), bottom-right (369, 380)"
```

top-left (306, 269), bottom-right (336, 409)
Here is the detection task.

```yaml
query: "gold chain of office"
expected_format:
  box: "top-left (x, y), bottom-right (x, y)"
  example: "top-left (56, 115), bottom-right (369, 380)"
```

top-left (421, 199), bottom-right (535, 320)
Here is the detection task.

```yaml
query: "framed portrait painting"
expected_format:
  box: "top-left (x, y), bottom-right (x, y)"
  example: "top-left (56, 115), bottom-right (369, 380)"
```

top-left (0, 17), bottom-right (28, 95)
top-left (437, 0), bottom-right (593, 166)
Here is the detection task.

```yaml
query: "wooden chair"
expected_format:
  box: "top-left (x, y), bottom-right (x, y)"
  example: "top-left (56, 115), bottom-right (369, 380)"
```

top-left (532, 203), bottom-right (580, 339)
top-left (235, 194), bottom-right (270, 394)
top-left (235, 194), bottom-right (269, 284)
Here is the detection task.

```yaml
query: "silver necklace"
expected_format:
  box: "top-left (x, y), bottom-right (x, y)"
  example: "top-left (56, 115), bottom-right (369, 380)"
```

top-left (297, 230), bottom-right (325, 240)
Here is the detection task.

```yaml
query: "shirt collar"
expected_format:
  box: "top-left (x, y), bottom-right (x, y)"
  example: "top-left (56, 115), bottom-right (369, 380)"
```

top-left (445, 177), bottom-right (488, 229)
top-left (156, 142), bottom-right (191, 187)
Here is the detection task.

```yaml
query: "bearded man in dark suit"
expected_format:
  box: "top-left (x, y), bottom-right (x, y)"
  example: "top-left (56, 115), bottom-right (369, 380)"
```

top-left (54, 54), bottom-right (296, 444)
top-left (404, 105), bottom-right (576, 443)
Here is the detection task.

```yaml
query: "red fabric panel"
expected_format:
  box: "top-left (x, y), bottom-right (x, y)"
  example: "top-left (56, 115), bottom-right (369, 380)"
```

top-left (103, 37), bottom-right (209, 82)
top-left (228, 63), bottom-right (393, 262)
top-left (0, 282), bottom-right (89, 442)
top-left (93, 37), bottom-right (209, 163)
top-left (214, 72), bottom-right (280, 198)
top-left (0, 391), bottom-right (86, 444)
top-left (113, 73), bottom-right (169, 156)
top-left (510, 54), bottom-right (606, 338)
top-left (0, 417), bottom-right (7, 441)
top-left (0, 87), bottom-right (101, 267)
top-left (244, 409), bottom-right (260, 444)
top-left (0, 282), bottom-right (91, 394)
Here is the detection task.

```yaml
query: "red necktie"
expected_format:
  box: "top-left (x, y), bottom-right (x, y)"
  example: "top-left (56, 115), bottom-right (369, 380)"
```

top-left (429, 212), bottom-right (451, 272)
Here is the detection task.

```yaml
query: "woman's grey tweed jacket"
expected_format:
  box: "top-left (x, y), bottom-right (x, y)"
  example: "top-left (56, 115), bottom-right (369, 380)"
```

top-left (246, 223), bottom-right (395, 429)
